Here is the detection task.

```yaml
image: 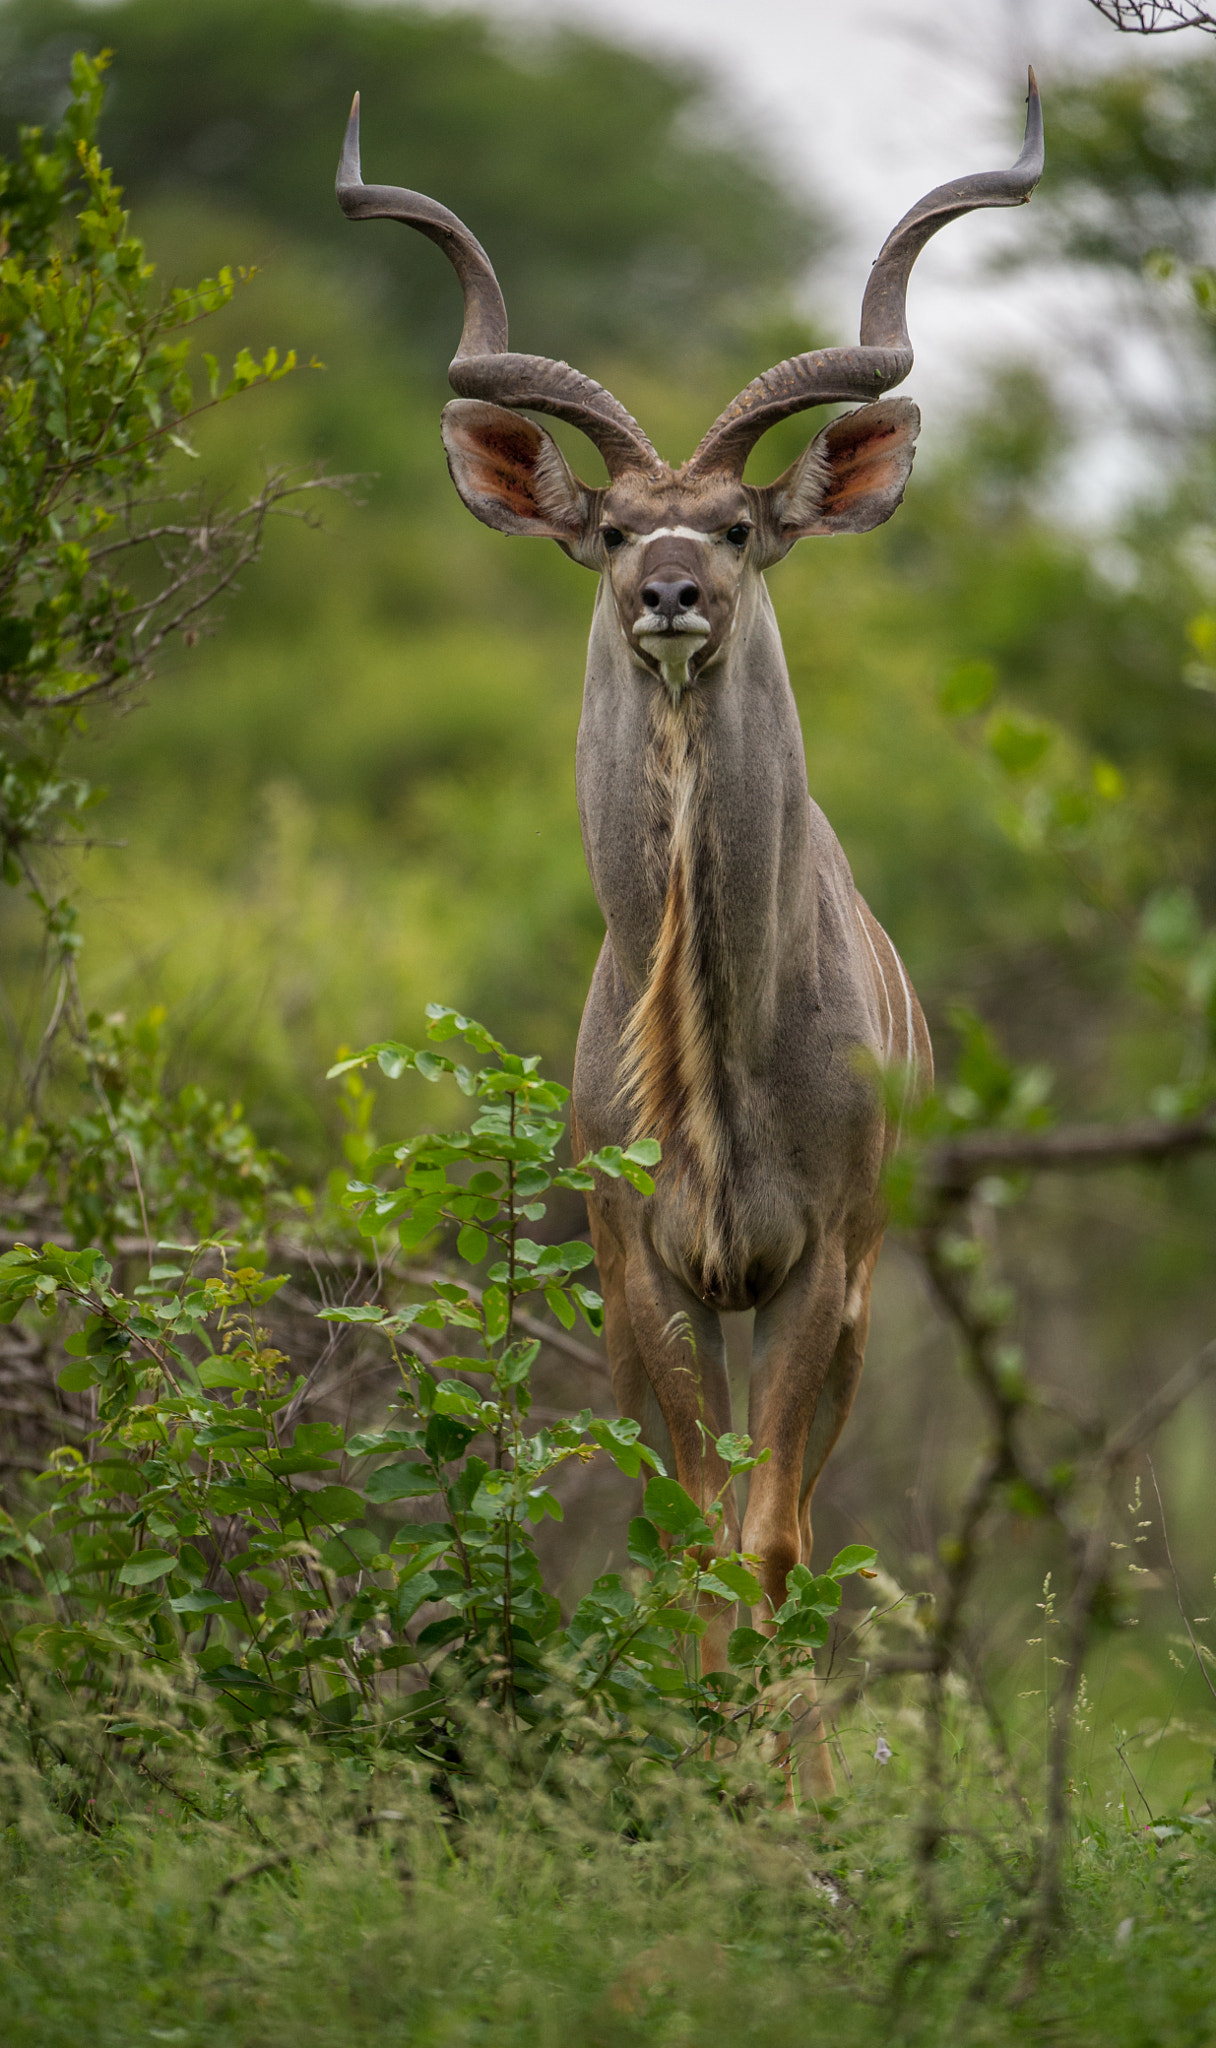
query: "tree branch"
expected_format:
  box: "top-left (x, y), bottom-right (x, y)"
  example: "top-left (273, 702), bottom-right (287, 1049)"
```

top-left (928, 1112), bottom-right (1216, 1190)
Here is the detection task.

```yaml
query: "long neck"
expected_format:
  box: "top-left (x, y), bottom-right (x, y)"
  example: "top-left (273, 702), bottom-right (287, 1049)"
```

top-left (575, 573), bottom-right (817, 1142)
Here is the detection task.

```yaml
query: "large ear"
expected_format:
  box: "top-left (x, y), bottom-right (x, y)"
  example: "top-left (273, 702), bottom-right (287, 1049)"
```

top-left (440, 398), bottom-right (593, 547)
top-left (765, 397), bottom-right (920, 540)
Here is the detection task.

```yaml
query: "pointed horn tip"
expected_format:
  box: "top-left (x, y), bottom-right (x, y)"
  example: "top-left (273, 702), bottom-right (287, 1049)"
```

top-left (337, 90), bottom-right (363, 197)
top-left (1021, 63), bottom-right (1044, 182)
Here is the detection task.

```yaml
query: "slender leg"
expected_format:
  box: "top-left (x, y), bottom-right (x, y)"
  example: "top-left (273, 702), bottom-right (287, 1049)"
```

top-left (797, 1243), bottom-right (878, 1562)
top-left (740, 1235), bottom-right (865, 1801)
top-left (585, 1201), bottom-right (676, 1478)
top-left (586, 1201), bottom-right (739, 1671)
top-left (742, 1236), bottom-right (849, 1610)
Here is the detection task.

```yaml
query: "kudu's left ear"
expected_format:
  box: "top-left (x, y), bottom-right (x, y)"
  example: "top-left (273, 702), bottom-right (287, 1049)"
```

top-left (763, 398), bottom-right (921, 543)
top-left (441, 399), bottom-right (594, 554)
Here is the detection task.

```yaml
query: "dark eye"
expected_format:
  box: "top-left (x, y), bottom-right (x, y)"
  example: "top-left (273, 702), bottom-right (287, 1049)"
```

top-left (725, 523), bottom-right (750, 547)
top-left (601, 526), bottom-right (625, 551)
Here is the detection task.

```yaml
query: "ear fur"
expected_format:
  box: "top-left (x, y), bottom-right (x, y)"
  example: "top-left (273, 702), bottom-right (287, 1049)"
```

top-left (440, 399), bottom-right (592, 545)
top-left (768, 397), bottom-right (921, 539)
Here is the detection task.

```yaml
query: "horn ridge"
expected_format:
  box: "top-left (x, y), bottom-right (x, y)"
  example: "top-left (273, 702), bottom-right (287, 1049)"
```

top-left (685, 68), bottom-right (1044, 480)
top-left (336, 93), bottom-right (662, 478)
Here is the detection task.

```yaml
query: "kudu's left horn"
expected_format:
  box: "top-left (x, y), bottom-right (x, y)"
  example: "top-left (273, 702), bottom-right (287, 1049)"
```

top-left (335, 94), bottom-right (662, 479)
top-left (685, 68), bottom-right (1045, 479)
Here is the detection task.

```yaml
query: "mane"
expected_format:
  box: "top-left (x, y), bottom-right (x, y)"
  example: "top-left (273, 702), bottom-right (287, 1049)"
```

top-left (619, 691), bottom-right (736, 1295)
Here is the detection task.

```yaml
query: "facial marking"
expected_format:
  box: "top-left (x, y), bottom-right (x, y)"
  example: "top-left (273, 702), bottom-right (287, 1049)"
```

top-left (630, 525), bottom-right (715, 545)
top-left (598, 502), bottom-right (753, 698)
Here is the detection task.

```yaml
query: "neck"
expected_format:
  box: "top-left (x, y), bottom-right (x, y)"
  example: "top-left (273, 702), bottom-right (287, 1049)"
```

top-left (575, 575), bottom-right (816, 1148)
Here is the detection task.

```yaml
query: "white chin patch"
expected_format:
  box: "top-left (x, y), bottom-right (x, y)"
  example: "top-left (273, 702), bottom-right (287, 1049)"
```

top-left (635, 630), bottom-right (708, 665)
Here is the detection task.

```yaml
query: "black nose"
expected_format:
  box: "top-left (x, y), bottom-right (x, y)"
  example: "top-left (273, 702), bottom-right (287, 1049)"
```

top-left (641, 577), bottom-right (701, 622)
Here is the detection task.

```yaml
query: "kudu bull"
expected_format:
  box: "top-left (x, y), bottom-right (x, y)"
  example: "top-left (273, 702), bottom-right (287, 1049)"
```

top-left (337, 76), bottom-right (1043, 1786)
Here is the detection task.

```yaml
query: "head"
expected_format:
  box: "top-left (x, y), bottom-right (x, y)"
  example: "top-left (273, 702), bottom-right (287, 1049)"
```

top-left (336, 77), bottom-right (1042, 692)
top-left (440, 395), bottom-right (922, 691)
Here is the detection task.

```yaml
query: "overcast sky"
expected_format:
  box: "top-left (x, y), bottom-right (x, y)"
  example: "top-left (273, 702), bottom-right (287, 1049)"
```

top-left (411, 0), bottom-right (1216, 518)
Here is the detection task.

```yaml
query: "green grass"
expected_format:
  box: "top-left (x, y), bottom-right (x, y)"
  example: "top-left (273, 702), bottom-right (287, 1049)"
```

top-left (2, 1711), bottom-right (1214, 2047)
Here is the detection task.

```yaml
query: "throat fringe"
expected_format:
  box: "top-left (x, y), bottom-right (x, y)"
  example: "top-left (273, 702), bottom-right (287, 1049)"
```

top-left (619, 694), bottom-right (734, 1295)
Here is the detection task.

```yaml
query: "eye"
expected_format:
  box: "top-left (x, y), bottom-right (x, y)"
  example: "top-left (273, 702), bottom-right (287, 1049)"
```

top-left (725, 523), bottom-right (750, 547)
top-left (601, 526), bottom-right (625, 551)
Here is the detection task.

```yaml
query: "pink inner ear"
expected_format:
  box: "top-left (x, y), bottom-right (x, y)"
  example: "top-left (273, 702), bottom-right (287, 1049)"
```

top-left (821, 416), bottom-right (913, 520)
top-left (447, 413), bottom-right (549, 522)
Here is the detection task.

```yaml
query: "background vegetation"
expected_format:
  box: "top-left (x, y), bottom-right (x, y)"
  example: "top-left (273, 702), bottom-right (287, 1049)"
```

top-left (2, 2), bottom-right (1216, 2037)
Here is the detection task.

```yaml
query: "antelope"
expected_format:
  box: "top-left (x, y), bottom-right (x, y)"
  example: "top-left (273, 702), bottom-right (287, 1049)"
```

top-left (337, 76), bottom-right (1043, 1789)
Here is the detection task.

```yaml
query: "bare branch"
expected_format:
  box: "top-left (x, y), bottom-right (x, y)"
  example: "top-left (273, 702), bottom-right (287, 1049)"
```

top-left (927, 1112), bottom-right (1216, 1192)
top-left (1089, 0), bottom-right (1216, 28)
top-left (1101, 1338), bottom-right (1216, 1466)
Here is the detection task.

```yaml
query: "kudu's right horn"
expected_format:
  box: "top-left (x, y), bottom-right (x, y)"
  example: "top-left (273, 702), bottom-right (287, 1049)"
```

top-left (684, 68), bottom-right (1044, 479)
top-left (335, 94), bottom-right (662, 480)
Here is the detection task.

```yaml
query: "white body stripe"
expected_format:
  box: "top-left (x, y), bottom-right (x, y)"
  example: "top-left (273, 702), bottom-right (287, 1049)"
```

top-left (892, 941), bottom-right (916, 1065)
top-left (856, 905), bottom-right (893, 1060)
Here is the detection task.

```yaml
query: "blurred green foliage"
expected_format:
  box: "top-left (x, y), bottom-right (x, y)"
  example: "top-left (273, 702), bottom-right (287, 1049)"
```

top-left (1037, 53), bottom-right (1216, 273)
top-left (0, 0), bottom-right (822, 372)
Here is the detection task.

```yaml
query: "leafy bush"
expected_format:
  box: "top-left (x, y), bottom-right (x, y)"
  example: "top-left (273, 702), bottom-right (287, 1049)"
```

top-left (0, 1006), bottom-right (874, 1805)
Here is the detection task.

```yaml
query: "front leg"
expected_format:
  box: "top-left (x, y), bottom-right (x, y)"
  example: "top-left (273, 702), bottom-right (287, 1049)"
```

top-left (742, 1235), bottom-right (849, 1606)
top-left (742, 1235), bottom-right (853, 1798)
top-left (586, 1200), bottom-right (740, 1669)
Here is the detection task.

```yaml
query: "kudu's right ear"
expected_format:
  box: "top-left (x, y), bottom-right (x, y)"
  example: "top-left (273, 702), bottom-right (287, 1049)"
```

top-left (441, 400), bottom-right (595, 557)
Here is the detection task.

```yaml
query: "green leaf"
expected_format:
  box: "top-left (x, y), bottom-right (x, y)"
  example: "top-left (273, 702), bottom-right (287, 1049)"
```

top-left (570, 1282), bottom-right (604, 1333)
top-left (591, 1417), bottom-right (663, 1479)
top-left (394, 1573), bottom-right (438, 1626)
top-left (433, 1380), bottom-right (481, 1416)
top-left (424, 1005), bottom-right (504, 1057)
top-left (363, 1461), bottom-right (440, 1503)
top-left (117, 1550), bottom-right (177, 1585)
top-left (198, 1357), bottom-right (254, 1389)
top-left (727, 1625), bottom-right (771, 1667)
top-left (986, 713), bottom-right (1053, 778)
top-left (319, 1525), bottom-right (382, 1571)
top-left (937, 659), bottom-right (996, 718)
top-left (545, 1282), bottom-right (577, 1329)
top-left (620, 1159), bottom-right (656, 1195)
top-left (825, 1544), bottom-right (878, 1580)
top-left (289, 1484), bottom-right (366, 1524)
top-left (623, 1139), bottom-right (662, 1167)
top-left (499, 1338), bottom-right (539, 1385)
top-left (456, 1224), bottom-right (488, 1264)
top-left (643, 1476), bottom-right (712, 1544)
top-left (57, 1359), bottom-right (99, 1391)
top-left (701, 1557), bottom-right (763, 1604)
top-left (169, 1589), bottom-right (228, 1615)
top-left (554, 1239), bottom-right (596, 1271)
top-left (626, 1516), bottom-right (664, 1571)
top-left (483, 1285), bottom-right (508, 1343)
